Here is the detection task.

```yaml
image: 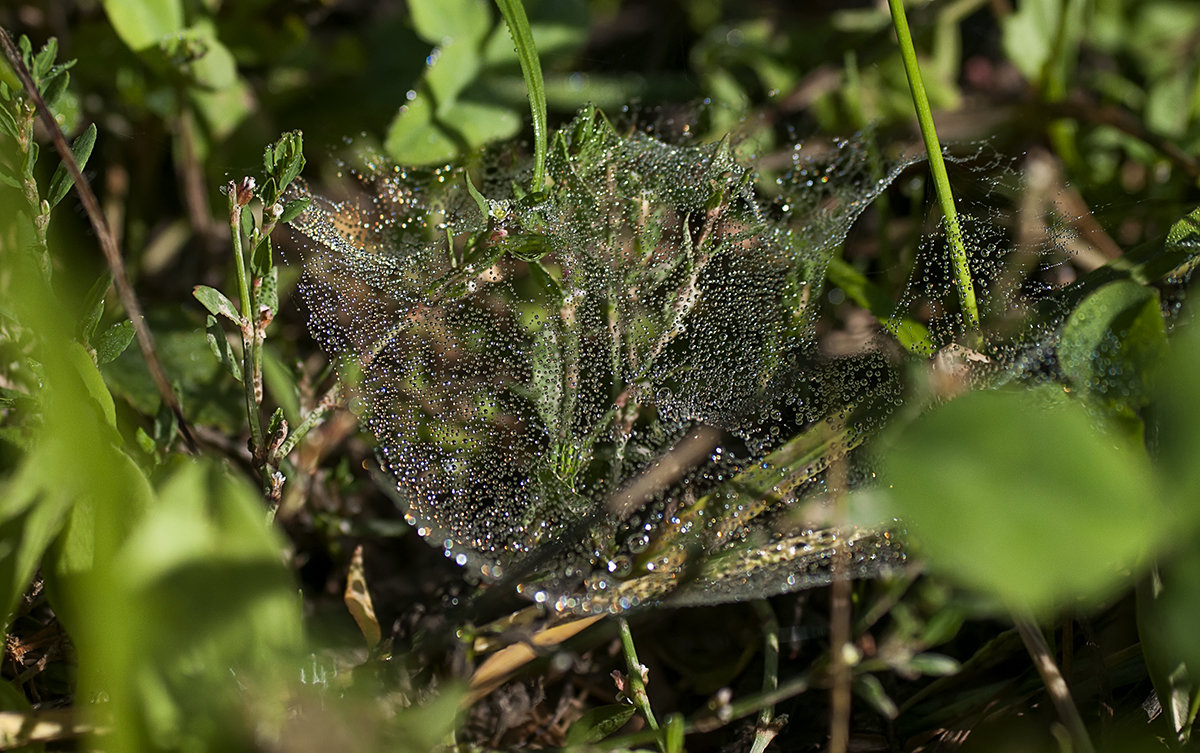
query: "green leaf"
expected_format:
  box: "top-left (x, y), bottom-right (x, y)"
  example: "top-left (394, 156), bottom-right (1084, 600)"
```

top-left (78, 272), bottom-right (112, 343)
top-left (386, 96), bottom-right (521, 164)
top-left (0, 103), bottom-right (19, 140)
top-left (92, 320), bottom-right (135, 366)
top-left (0, 472), bottom-right (71, 630)
top-left (65, 341), bottom-right (117, 428)
top-left (424, 36), bottom-right (484, 107)
top-left (263, 131), bottom-right (305, 198)
top-left (47, 123), bottom-right (97, 209)
top-left (565, 703), bottom-right (636, 744)
top-left (40, 69), bottom-right (70, 111)
top-left (192, 284), bottom-right (242, 324)
top-left (278, 196), bottom-right (310, 224)
top-left (262, 346), bottom-right (300, 426)
top-left (1138, 563), bottom-right (1200, 743)
top-left (257, 264), bottom-right (279, 316)
top-left (1058, 280), bottom-right (1167, 413)
top-left (31, 37), bottom-right (58, 80)
top-left (178, 21), bottom-right (238, 90)
top-left (885, 388), bottom-right (1163, 615)
top-left (1166, 205), bottom-right (1200, 251)
top-left (854, 673), bottom-right (899, 719)
top-left (1151, 309), bottom-right (1200, 512)
top-left (905, 652), bottom-right (961, 677)
top-left (101, 0), bottom-right (184, 52)
top-left (531, 325), bottom-right (563, 434)
top-left (408, 0), bottom-right (491, 44)
top-left (500, 232), bottom-right (551, 262)
top-left (465, 171), bottom-right (490, 220)
top-left (204, 315), bottom-right (242, 383)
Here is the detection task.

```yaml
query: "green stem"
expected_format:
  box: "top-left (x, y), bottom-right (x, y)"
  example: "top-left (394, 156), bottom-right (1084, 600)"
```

top-left (749, 601), bottom-right (782, 753)
top-left (494, 0), bottom-right (547, 192)
top-left (886, 0), bottom-right (980, 336)
top-left (618, 617), bottom-right (662, 745)
top-left (228, 193), bottom-right (264, 453)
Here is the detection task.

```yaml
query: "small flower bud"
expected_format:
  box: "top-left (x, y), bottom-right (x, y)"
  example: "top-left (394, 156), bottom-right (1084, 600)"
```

top-left (233, 176), bottom-right (256, 207)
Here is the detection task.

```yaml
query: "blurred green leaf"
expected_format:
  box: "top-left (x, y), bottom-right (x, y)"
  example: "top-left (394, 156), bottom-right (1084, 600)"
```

top-left (59, 457), bottom-right (302, 752)
top-left (64, 341), bottom-right (116, 428)
top-left (262, 346), bottom-right (300, 426)
top-left (101, 0), bottom-right (184, 52)
top-left (408, 0), bottom-right (491, 44)
top-left (854, 673), bottom-right (899, 719)
top-left (386, 95), bottom-right (520, 164)
top-left (886, 388), bottom-right (1163, 615)
top-left (1059, 280), bottom-right (1167, 414)
top-left (1138, 563), bottom-right (1200, 743)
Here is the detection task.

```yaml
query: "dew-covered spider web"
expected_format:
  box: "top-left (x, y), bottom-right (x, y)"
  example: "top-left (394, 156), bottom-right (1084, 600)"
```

top-left (286, 108), bottom-right (1050, 613)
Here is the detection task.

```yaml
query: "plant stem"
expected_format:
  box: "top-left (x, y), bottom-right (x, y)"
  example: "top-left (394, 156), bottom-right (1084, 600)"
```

top-left (228, 193), bottom-right (264, 454)
top-left (494, 0), bottom-right (547, 192)
top-left (750, 600), bottom-right (783, 753)
top-left (617, 617), bottom-right (662, 745)
top-left (886, 0), bottom-right (980, 336)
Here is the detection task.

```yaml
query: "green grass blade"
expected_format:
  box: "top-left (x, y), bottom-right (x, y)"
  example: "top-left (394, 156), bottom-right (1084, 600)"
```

top-left (887, 0), bottom-right (980, 338)
top-left (494, 0), bottom-right (547, 192)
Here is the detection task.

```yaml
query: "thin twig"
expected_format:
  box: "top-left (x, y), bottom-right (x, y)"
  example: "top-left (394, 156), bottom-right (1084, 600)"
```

top-left (827, 451), bottom-right (852, 753)
top-left (1014, 613), bottom-right (1097, 753)
top-left (0, 26), bottom-right (196, 452)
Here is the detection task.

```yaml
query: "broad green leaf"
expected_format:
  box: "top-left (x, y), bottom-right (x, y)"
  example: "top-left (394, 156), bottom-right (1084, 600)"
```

top-left (178, 21), bottom-right (238, 91)
top-left (481, 0), bottom-right (589, 64)
top-left (566, 703), bottom-right (636, 744)
top-left (387, 97), bottom-right (520, 164)
top-left (189, 78), bottom-right (253, 143)
top-left (1058, 280), bottom-right (1167, 413)
top-left (92, 320), bottom-right (135, 366)
top-left (885, 388), bottom-right (1163, 615)
top-left (408, 0), bottom-right (490, 44)
top-left (101, 0), bottom-right (184, 52)
top-left (424, 37), bottom-right (484, 107)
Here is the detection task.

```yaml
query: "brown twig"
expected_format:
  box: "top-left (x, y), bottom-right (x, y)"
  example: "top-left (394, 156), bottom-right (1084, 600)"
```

top-left (0, 26), bottom-right (197, 452)
top-left (1014, 612), bottom-right (1097, 753)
